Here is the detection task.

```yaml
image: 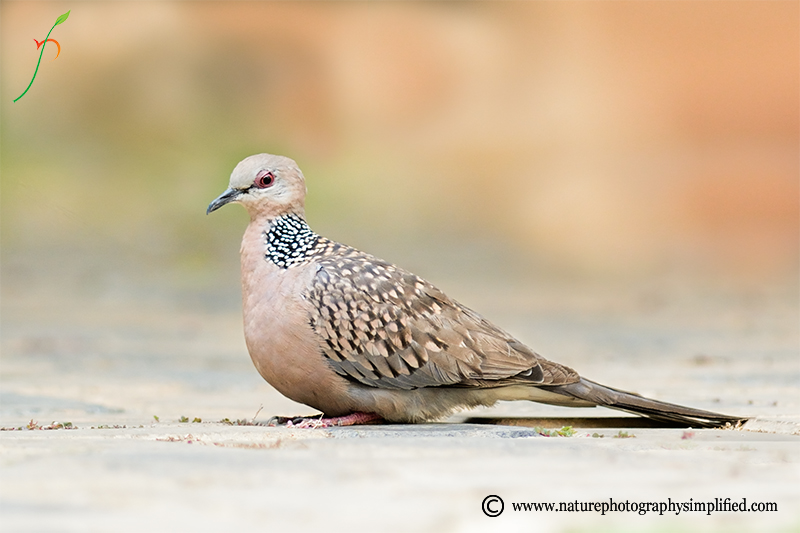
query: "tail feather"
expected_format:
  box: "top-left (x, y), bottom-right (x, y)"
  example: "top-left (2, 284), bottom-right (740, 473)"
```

top-left (542, 378), bottom-right (746, 429)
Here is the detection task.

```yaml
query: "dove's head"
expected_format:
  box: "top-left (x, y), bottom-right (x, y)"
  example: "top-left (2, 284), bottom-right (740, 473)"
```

top-left (207, 154), bottom-right (307, 219)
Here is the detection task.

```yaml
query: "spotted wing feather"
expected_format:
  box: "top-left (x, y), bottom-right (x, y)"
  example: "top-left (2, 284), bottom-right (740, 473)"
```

top-left (306, 243), bottom-right (579, 390)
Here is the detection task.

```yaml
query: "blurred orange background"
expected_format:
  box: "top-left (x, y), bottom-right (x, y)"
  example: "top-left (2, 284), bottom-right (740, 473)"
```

top-left (2, 1), bottom-right (797, 293)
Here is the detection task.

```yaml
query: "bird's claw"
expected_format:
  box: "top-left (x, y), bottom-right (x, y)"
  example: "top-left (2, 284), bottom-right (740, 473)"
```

top-left (270, 412), bottom-right (384, 428)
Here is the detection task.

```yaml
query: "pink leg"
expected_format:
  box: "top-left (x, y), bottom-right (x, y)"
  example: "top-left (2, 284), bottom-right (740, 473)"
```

top-left (286, 412), bottom-right (383, 429)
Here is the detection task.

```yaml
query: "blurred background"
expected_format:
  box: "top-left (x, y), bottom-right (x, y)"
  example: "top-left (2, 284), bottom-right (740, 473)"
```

top-left (3, 1), bottom-right (797, 281)
top-left (1, 1), bottom-right (797, 423)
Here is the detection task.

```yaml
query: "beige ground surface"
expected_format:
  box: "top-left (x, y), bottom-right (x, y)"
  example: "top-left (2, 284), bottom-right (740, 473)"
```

top-left (1, 262), bottom-right (798, 532)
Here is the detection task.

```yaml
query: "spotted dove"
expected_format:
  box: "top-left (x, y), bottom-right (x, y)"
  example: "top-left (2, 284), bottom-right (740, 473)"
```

top-left (207, 154), bottom-right (744, 429)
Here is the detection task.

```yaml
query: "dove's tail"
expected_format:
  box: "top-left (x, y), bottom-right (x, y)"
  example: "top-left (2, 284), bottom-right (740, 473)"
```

top-left (542, 378), bottom-right (747, 428)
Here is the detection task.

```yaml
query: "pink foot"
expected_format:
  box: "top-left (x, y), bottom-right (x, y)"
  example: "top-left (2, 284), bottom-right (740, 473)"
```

top-left (286, 412), bottom-right (383, 429)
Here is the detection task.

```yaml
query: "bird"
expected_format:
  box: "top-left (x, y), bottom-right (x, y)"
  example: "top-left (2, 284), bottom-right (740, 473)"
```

top-left (207, 153), bottom-right (745, 429)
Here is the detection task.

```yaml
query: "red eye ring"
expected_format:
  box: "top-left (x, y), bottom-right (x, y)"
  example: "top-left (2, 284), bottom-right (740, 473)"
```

top-left (255, 170), bottom-right (275, 189)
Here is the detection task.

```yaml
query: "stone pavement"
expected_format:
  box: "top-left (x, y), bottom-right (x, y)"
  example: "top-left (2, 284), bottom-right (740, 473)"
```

top-left (1, 421), bottom-right (798, 532)
top-left (1, 270), bottom-right (798, 532)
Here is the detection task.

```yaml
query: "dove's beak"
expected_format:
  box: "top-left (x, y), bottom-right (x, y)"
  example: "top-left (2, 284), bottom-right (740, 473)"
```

top-left (207, 188), bottom-right (243, 214)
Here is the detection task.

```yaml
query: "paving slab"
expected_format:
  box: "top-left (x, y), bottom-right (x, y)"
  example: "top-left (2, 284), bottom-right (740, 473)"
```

top-left (1, 274), bottom-right (798, 532)
top-left (1, 422), bottom-right (798, 532)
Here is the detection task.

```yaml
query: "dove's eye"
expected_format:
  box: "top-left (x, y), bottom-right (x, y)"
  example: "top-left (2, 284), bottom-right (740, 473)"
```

top-left (255, 171), bottom-right (275, 189)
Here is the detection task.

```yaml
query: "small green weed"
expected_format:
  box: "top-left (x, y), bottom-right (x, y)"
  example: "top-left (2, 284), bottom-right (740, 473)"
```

top-left (534, 426), bottom-right (576, 437)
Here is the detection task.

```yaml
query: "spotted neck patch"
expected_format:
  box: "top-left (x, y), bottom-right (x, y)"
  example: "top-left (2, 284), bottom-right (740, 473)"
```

top-left (264, 214), bottom-right (320, 268)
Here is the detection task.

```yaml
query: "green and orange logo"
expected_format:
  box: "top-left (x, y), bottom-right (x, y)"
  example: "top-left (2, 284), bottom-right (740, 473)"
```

top-left (14, 10), bottom-right (70, 102)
